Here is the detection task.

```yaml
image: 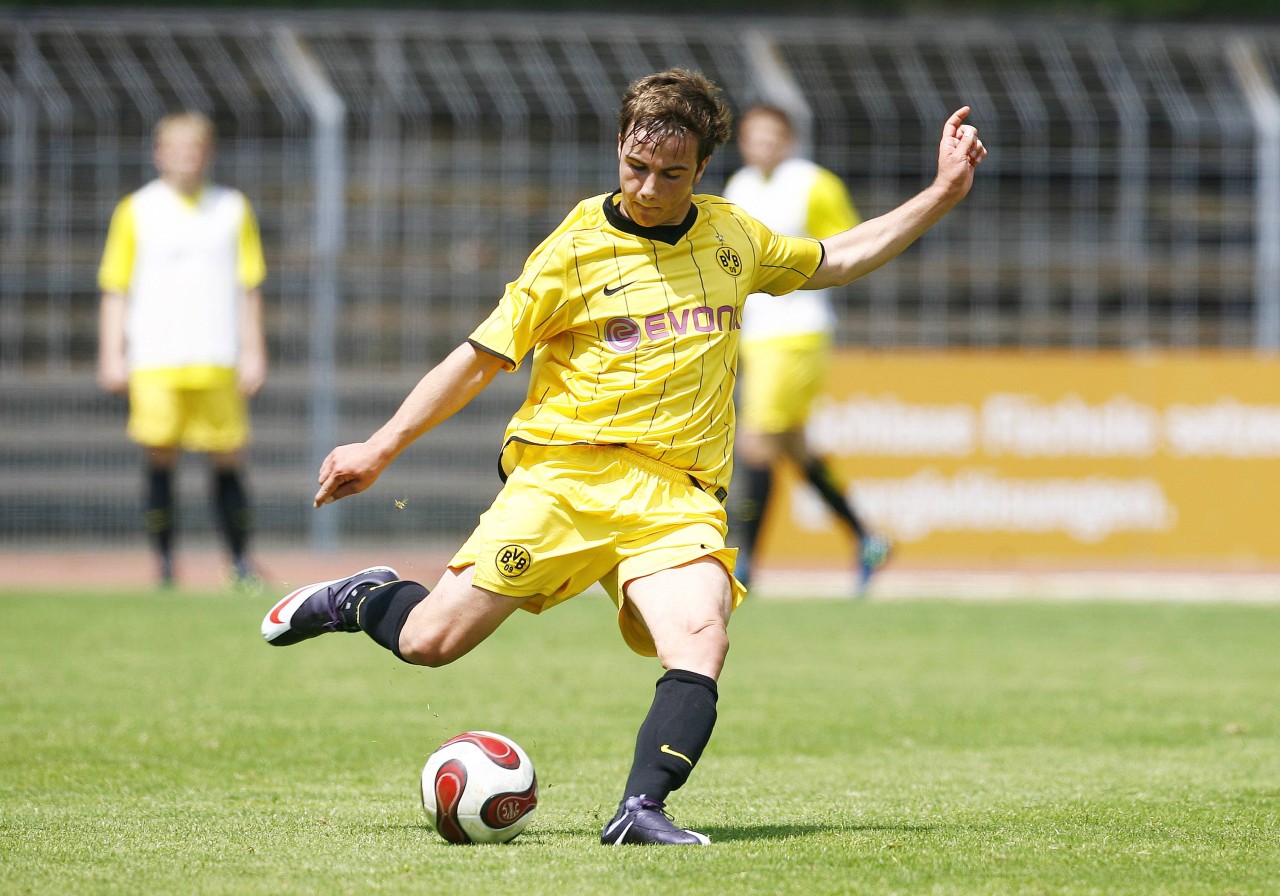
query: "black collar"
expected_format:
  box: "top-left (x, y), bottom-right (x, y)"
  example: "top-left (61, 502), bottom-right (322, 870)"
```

top-left (603, 191), bottom-right (697, 245)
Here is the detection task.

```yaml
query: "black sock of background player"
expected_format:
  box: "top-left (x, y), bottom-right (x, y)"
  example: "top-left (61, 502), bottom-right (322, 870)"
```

top-left (347, 579), bottom-right (429, 662)
top-left (736, 462), bottom-right (773, 568)
top-left (623, 669), bottom-right (719, 803)
top-left (145, 465), bottom-right (175, 578)
top-left (212, 468), bottom-right (252, 570)
top-left (803, 457), bottom-right (866, 539)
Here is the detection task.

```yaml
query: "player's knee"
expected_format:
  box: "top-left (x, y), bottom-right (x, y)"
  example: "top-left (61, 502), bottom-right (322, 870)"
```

top-left (397, 627), bottom-right (462, 667)
top-left (657, 619), bottom-right (729, 677)
top-left (696, 619), bottom-right (730, 662)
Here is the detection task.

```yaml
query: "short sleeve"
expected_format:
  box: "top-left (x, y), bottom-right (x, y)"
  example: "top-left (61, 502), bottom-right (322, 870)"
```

top-left (468, 224), bottom-right (576, 371)
top-left (98, 196), bottom-right (136, 293)
top-left (737, 211), bottom-right (825, 297)
top-left (237, 196), bottom-right (267, 289)
top-left (806, 167), bottom-right (860, 240)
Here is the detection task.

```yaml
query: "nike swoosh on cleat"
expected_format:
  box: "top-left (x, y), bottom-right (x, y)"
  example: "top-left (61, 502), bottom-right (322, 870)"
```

top-left (607, 820), bottom-right (633, 845)
top-left (603, 281), bottom-right (634, 296)
top-left (267, 588), bottom-right (307, 625)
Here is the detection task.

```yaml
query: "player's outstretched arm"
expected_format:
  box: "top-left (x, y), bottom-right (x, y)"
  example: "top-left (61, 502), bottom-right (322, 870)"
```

top-left (97, 291), bottom-right (129, 394)
top-left (238, 287), bottom-right (268, 398)
top-left (805, 106), bottom-right (987, 290)
top-left (314, 341), bottom-right (505, 507)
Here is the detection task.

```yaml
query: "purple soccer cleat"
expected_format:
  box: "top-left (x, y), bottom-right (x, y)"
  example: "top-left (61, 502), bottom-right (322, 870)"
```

top-left (600, 796), bottom-right (710, 846)
top-left (261, 566), bottom-right (398, 646)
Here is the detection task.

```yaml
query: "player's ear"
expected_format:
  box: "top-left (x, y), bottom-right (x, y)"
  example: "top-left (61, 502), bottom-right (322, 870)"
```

top-left (693, 156), bottom-right (710, 184)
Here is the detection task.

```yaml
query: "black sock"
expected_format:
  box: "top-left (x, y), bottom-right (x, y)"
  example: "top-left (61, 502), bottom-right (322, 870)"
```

top-left (623, 669), bottom-right (719, 803)
top-left (803, 457), bottom-right (866, 539)
top-left (145, 465), bottom-right (175, 575)
top-left (349, 580), bottom-right (429, 662)
top-left (213, 469), bottom-right (252, 568)
top-left (734, 463), bottom-right (773, 567)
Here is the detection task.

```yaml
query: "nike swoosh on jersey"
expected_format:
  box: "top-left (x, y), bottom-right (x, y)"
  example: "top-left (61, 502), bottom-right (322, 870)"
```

top-left (660, 744), bottom-right (693, 766)
top-left (603, 281), bottom-right (635, 296)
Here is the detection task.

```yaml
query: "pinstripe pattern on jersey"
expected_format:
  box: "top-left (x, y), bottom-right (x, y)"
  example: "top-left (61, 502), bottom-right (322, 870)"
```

top-left (469, 191), bottom-right (822, 496)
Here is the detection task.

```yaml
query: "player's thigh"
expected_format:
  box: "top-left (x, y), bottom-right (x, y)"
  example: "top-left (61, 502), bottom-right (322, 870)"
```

top-left (127, 374), bottom-right (185, 447)
top-left (624, 557), bottom-right (733, 676)
top-left (452, 450), bottom-right (619, 604)
top-left (398, 565), bottom-right (533, 666)
top-left (184, 383), bottom-right (249, 453)
top-left (740, 336), bottom-right (830, 435)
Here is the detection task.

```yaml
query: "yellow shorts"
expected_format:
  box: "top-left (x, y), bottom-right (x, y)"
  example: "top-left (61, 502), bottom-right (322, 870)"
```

top-left (127, 367), bottom-right (249, 453)
top-left (739, 332), bottom-right (832, 434)
top-left (450, 443), bottom-right (746, 656)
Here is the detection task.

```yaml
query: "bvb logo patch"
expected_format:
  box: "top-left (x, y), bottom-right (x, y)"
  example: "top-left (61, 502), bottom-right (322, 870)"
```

top-left (496, 545), bottom-right (532, 578)
top-left (715, 246), bottom-right (742, 277)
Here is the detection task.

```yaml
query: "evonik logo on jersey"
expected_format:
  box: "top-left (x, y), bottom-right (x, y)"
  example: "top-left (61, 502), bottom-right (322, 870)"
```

top-left (603, 305), bottom-right (740, 352)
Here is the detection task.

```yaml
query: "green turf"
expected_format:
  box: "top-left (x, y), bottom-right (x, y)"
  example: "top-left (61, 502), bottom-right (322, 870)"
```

top-left (2, 587), bottom-right (1277, 895)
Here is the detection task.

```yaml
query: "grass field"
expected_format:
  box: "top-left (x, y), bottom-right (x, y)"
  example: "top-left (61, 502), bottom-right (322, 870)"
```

top-left (3, 587), bottom-right (1277, 895)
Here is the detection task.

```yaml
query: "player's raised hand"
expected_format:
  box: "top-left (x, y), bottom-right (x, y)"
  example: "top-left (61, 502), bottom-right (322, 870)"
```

top-left (936, 106), bottom-right (987, 201)
top-left (314, 441), bottom-right (387, 507)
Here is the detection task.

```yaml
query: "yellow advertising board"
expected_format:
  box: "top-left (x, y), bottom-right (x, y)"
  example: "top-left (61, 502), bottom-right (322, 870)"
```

top-left (758, 351), bottom-right (1280, 568)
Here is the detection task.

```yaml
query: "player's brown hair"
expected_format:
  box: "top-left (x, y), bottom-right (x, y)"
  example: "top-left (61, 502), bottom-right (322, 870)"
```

top-left (618, 69), bottom-right (732, 164)
top-left (738, 103), bottom-right (794, 134)
top-left (153, 111), bottom-right (216, 147)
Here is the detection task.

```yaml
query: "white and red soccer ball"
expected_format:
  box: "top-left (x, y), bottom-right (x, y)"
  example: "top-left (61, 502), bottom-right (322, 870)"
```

top-left (420, 731), bottom-right (538, 844)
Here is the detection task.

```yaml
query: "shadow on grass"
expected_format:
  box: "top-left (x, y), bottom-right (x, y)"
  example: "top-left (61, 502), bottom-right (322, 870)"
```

top-left (702, 821), bottom-right (940, 842)
top-left (374, 820), bottom-right (941, 845)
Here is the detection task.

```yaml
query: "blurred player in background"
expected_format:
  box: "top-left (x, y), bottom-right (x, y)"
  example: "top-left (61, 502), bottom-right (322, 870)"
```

top-left (724, 104), bottom-right (892, 595)
top-left (98, 111), bottom-right (267, 590)
top-left (261, 70), bottom-right (984, 845)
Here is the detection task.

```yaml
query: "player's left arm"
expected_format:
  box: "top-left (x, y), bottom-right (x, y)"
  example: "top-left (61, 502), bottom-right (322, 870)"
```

top-left (238, 287), bottom-right (267, 397)
top-left (97, 197), bottom-right (135, 394)
top-left (237, 197), bottom-right (269, 397)
top-left (804, 107), bottom-right (986, 290)
top-left (314, 342), bottom-right (506, 507)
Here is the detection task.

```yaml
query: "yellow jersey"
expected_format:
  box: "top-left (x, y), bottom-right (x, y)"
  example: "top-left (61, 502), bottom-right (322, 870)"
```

top-left (469, 191), bottom-right (823, 498)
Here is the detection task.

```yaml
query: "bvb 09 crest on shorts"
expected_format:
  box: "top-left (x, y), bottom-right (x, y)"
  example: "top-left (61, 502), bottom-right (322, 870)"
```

top-left (496, 545), bottom-right (532, 578)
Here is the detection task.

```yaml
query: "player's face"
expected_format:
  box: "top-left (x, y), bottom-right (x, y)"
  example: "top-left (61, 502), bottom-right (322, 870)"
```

top-left (738, 112), bottom-right (793, 175)
top-left (153, 124), bottom-right (214, 195)
top-left (616, 128), bottom-right (708, 228)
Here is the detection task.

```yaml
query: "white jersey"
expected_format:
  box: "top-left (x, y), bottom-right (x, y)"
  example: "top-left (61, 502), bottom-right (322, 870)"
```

top-left (99, 179), bottom-right (265, 372)
top-left (722, 157), bottom-right (859, 341)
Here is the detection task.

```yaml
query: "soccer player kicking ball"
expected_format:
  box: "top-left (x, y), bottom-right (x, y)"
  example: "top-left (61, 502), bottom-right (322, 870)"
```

top-left (262, 69), bottom-right (985, 845)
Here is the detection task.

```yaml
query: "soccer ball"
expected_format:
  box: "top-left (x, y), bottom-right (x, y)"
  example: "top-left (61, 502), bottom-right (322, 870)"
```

top-left (419, 730), bottom-right (538, 844)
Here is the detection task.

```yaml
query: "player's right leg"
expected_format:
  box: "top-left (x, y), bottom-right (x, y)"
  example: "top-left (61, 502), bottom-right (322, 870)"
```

top-left (129, 373), bottom-right (187, 588)
top-left (393, 565), bottom-right (532, 666)
top-left (261, 565), bottom-right (400, 646)
top-left (261, 564), bottom-right (530, 666)
top-left (143, 446), bottom-right (179, 588)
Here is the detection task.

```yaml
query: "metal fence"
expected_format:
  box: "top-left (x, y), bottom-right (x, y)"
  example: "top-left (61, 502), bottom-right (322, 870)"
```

top-left (3, 10), bottom-right (1279, 548)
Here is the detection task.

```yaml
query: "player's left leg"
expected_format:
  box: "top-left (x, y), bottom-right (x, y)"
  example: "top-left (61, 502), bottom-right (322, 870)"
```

top-left (187, 380), bottom-right (255, 584)
top-left (210, 450), bottom-right (255, 583)
top-left (143, 446), bottom-right (179, 587)
top-left (731, 427), bottom-right (782, 588)
top-left (602, 557), bottom-right (731, 846)
top-left (785, 430), bottom-right (892, 594)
